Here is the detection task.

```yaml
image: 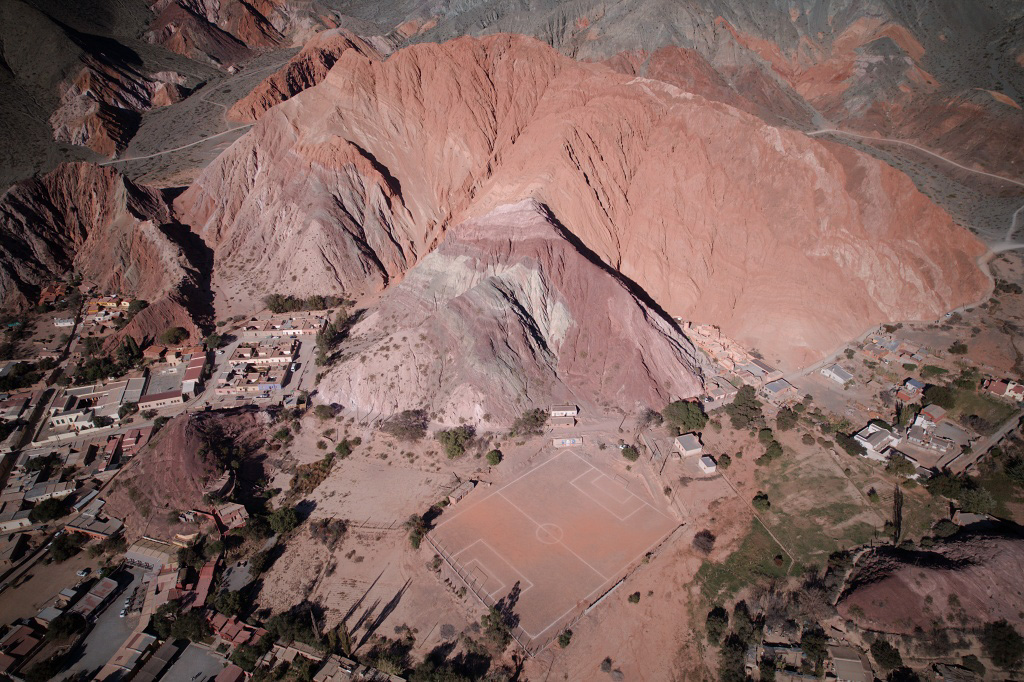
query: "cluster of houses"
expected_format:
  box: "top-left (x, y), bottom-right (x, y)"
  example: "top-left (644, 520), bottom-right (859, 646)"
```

top-left (984, 377), bottom-right (1024, 402)
top-left (680, 323), bottom-right (799, 407)
top-left (237, 314), bottom-right (326, 341)
top-left (215, 334), bottom-right (303, 400)
top-left (860, 332), bottom-right (928, 365)
top-left (852, 382), bottom-right (974, 473)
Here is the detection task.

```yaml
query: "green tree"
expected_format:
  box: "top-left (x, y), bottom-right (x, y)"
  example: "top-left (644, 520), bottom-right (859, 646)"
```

top-left (557, 629), bottom-right (573, 648)
top-left (885, 454), bottom-right (915, 478)
top-left (204, 333), bottom-right (223, 349)
top-left (621, 445), bottom-right (640, 462)
top-left (981, 621), bottom-right (1024, 670)
top-left (776, 407), bottom-right (798, 431)
top-left (948, 341), bottom-right (968, 355)
top-left (46, 611), bottom-right (87, 642)
top-left (159, 326), bottom-right (189, 346)
top-left (752, 491), bottom-right (771, 512)
top-left (269, 506), bottom-right (299, 534)
top-left (726, 385), bottom-right (764, 429)
top-left (486, 449), bottom-right (503, 466)
top-left (313, 404), bottom-right (335, 421)
top-left (380, 409), bottom-right (429, 441)
top-left (705, 606), bottom-right (728, 645)
top-left (171, 609), bottom-right (211, 642)
top-left (923, 385), bottom-right (956, 409)
top-left (118, 401), bottom-right (139, 419)
top-left (871, 638), bottom-right (904, 671)
top-left (661, 400), bottom-right (707, 435)
top-left (50, 533), bottom-right (84, 562)
top-left (436, 426), bottom-right (474, 459)
top-left (801, 626), bottom-right (828, 672)
top-left (510, 408), bottom-right (549, 436)
top-left (30, 497), bottom-right (67, 522)
top-left (214, 590), bottom-right (246, 616)
top-left (404, 514), bottom-right (428, 549)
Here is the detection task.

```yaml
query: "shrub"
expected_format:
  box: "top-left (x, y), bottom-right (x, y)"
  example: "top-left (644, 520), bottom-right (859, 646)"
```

top-left (436, 426), bottom-right (474, 459)
top-left (558, 629), bottom-right (573, 648)
top-left (933, 519), bottom-right (959, 538)
top-left (621, 445), bottom-right (640, 462)
top-left (758, 428), bottom-right (775, 445)
top-left (948, 341), bottom-right (968, 355)
top-left (752, 491), bottom-right (771, 512)
top-left (921, 365), bottom-right (949, 379)
top-left (46, 611), bottom-right (87, 642)
top-left (380, 409), bottom-right (429, 441)
top-left (30, 497), bottom-right (67, 522)
top-left (801, 432), bottom-right (815, 445)
top-left (835, 432), bottom-right (865, 457)
top-left (205, 333), bottom-right (223, 349)
top-left (627, 592), bottom-right (640, 604)
top-left (756, 440), bottom-right (783, 465)
top-left (313, 404), bottom-right (335, 421)
top-left (871, 638), bottom-right (903, 671)
top-left (885, 454), bottom-right (915, 478)
top-left (486, 449), bottom-right (502, 466)
top-left (693, 529), bottom-right (716, 555)
top-left (717, 453), bottom-right (731, 470)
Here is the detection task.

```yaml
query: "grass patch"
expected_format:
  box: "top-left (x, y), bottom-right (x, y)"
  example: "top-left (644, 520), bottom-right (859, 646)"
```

top-left (696, 520), bottom-right (789, 601)
top-left (948, 391), bottom-right (1017, 430)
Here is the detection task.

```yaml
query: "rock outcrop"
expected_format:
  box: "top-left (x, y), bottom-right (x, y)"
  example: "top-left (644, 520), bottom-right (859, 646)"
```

top-left (50, 59), bottom-right (187, 157)
top-left (104, 409), bottom-right (266, 539)
top-left (0, 163), bottom-right (208, 343)
top-left (227, 28), bottom-right (391, 123)
top-left (837, 529), bottom-right (1024, 634)
top-left (318, 201), bottom-right (709, 424)
top-left (178, 35), bottom-right (987, 368)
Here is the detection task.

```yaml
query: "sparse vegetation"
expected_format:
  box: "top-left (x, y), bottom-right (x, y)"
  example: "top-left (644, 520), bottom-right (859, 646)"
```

top-left (159, 326), bottom-right (189, 346)
top-left (509, 408), bottom-right (549, 436)
top-left (661, 399), bottom-right (707, 435)
top-left (436, 425), bottom-right (474, 459)
top-left (621, 444), bottom-right (640, 462)
top-left (380, 409), bottom-right (429, 441)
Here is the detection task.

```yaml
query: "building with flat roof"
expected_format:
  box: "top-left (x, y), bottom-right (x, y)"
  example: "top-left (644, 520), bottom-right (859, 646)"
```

top-left (238, 315), bottom-right (326, 340)
top-left (698, 455), bottom-right (717, 474)
top-left (820, 364), bottom-right (854, 385)
top-left (229, 340), bottom-right (297, 367)
top-left (138, 391), bottom-right (184, 409)
top-left (550, 405), bottom-right (578, 418)
top-left (673, 433), bottom-right (703, 457)
top-left (125, 538), bottom-right (177, 572)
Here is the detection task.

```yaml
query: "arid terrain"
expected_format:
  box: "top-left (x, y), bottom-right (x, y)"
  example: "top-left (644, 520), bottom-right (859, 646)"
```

top-left (0, 1), bottom-right (1022, 681)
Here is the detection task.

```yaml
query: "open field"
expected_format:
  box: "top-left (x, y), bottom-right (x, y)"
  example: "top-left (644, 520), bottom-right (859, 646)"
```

top-left (429, 449), bottom-right (677, 649)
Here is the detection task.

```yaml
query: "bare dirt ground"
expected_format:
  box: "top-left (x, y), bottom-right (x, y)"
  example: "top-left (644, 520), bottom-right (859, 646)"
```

top-left (0, 545), bottom-right (94, 622)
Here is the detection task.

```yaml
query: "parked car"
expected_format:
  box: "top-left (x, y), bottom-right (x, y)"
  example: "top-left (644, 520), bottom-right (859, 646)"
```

top-left (119, 609), bottom-right (127, 618)
top-left (76, 568), bottom-right (90, 577)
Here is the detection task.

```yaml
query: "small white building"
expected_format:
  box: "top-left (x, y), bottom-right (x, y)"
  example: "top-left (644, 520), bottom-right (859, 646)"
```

top-left (820, 364), bottom-right (854, 385)
top-left (550, 405), bottom-right (579, 418)
top-left (552, 436), bottom-right (583, 448)
top-left (53, 318), bottom-right (75, 328)
top-left (673, 433), bottom-right (703, 457)
top-left (698, 455), bottom-right (717, 474)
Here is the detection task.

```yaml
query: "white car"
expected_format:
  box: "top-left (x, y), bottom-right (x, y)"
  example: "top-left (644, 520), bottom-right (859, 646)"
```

top-left (119, 609), bottom-right (127, 618)
top-left (76, 568), bottom-right (90, 577)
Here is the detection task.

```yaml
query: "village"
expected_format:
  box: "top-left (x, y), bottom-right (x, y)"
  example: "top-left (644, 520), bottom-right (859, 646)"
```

top-left (0, 260), bottom-right (1020, 682)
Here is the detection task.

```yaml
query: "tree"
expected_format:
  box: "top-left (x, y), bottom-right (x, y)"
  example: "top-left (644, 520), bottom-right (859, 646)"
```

top-left (313, 404), bottom-right (335, 421)
top-left (214, 590), bottom-right (246, 616)
top-left (959, 487), bottom-right (995, 514)
top-left (981, 620), bottom-right (1024, 669)
top-left (486, 449), bottom-right (503, 466)
top-left (717, 453), bottom-right (732, 469)
top-left (757, 440), bottom-right (783, 466)
top-left (171, 609), bottom-right (211, 642)
top-left (46, 611), bottom-right (87, 642)
top-left (30, 497), bottom-right (67, 522)
top-left (509, 408), bottom-right (549, 436)
top-left (481, 606), bottom-right (512, 650)
top-left (159, 326), bottom-right (189, 346)
top-left (885, 454), bottom-right (915, 478)
top-left (726, 385), bottom-right (764, 429)
top-left (404, 514), bottom-right (428, 549)
top-left (118, 401), bottom-right (139, 419)
top-left (871, 638), bottom-right (903, 671)
top-left (621, 445), bottom-right (640, 462)
top-left (948, 341), bottom-right (968, 355)
top-left (923, 385), bottom-right (956, 409)
top-left (117, 337), bottom-right (142, 366)
top-left (693, 529), bottom-right (716, 555)
top-left (801, 626), bottom-right (828, 671)
top-left (205, 333), bottom-right (223, 349)
top-left (270, 506), bottom-right (299, 534)
top-left (752, 491), bottom-right (770, 512)
top-left (776, 407), bottom-right (798, 431)
top-left (705, 606), bottom-right (729, 645)
top-left (661, 400), bottom-right (707, 435)
top-left (50, 533), bottom-right (84, 562)
top-left (718, 634), bottom-right (747, 682)
top-left (557, 629), bottom-right (573, 648)
top-left (436, 426), bottom-right (474, 459)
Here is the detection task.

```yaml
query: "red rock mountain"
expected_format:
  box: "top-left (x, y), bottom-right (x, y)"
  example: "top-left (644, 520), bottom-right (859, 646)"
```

top-left (227, 28), bottom-right (391, 123)
top-left (837, 531), bottom-right (1024, 635)
top-left (0, 163), bottom-right (204, 343)
top-left (318, 201), bottom-right (709, 423)
top-left (178, 35), bottom-right (987, 368)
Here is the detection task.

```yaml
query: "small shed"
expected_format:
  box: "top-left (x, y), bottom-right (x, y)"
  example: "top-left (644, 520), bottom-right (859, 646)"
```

top-left (552, 436), bottom-right (583, 448)
top-left (698, 455), bottom-right (717, 474)
top-left (673, 433), bottom-right (703, 457)
top-left (448, 480), bottom-right (476, 505)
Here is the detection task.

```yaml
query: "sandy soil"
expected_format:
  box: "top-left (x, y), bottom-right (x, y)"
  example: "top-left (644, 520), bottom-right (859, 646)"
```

top-left (0, 544), bottom-right (94, 623)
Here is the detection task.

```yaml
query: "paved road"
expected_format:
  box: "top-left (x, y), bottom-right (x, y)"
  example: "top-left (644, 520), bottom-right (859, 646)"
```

top-left (59, 568), bottom-right (145, 681)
